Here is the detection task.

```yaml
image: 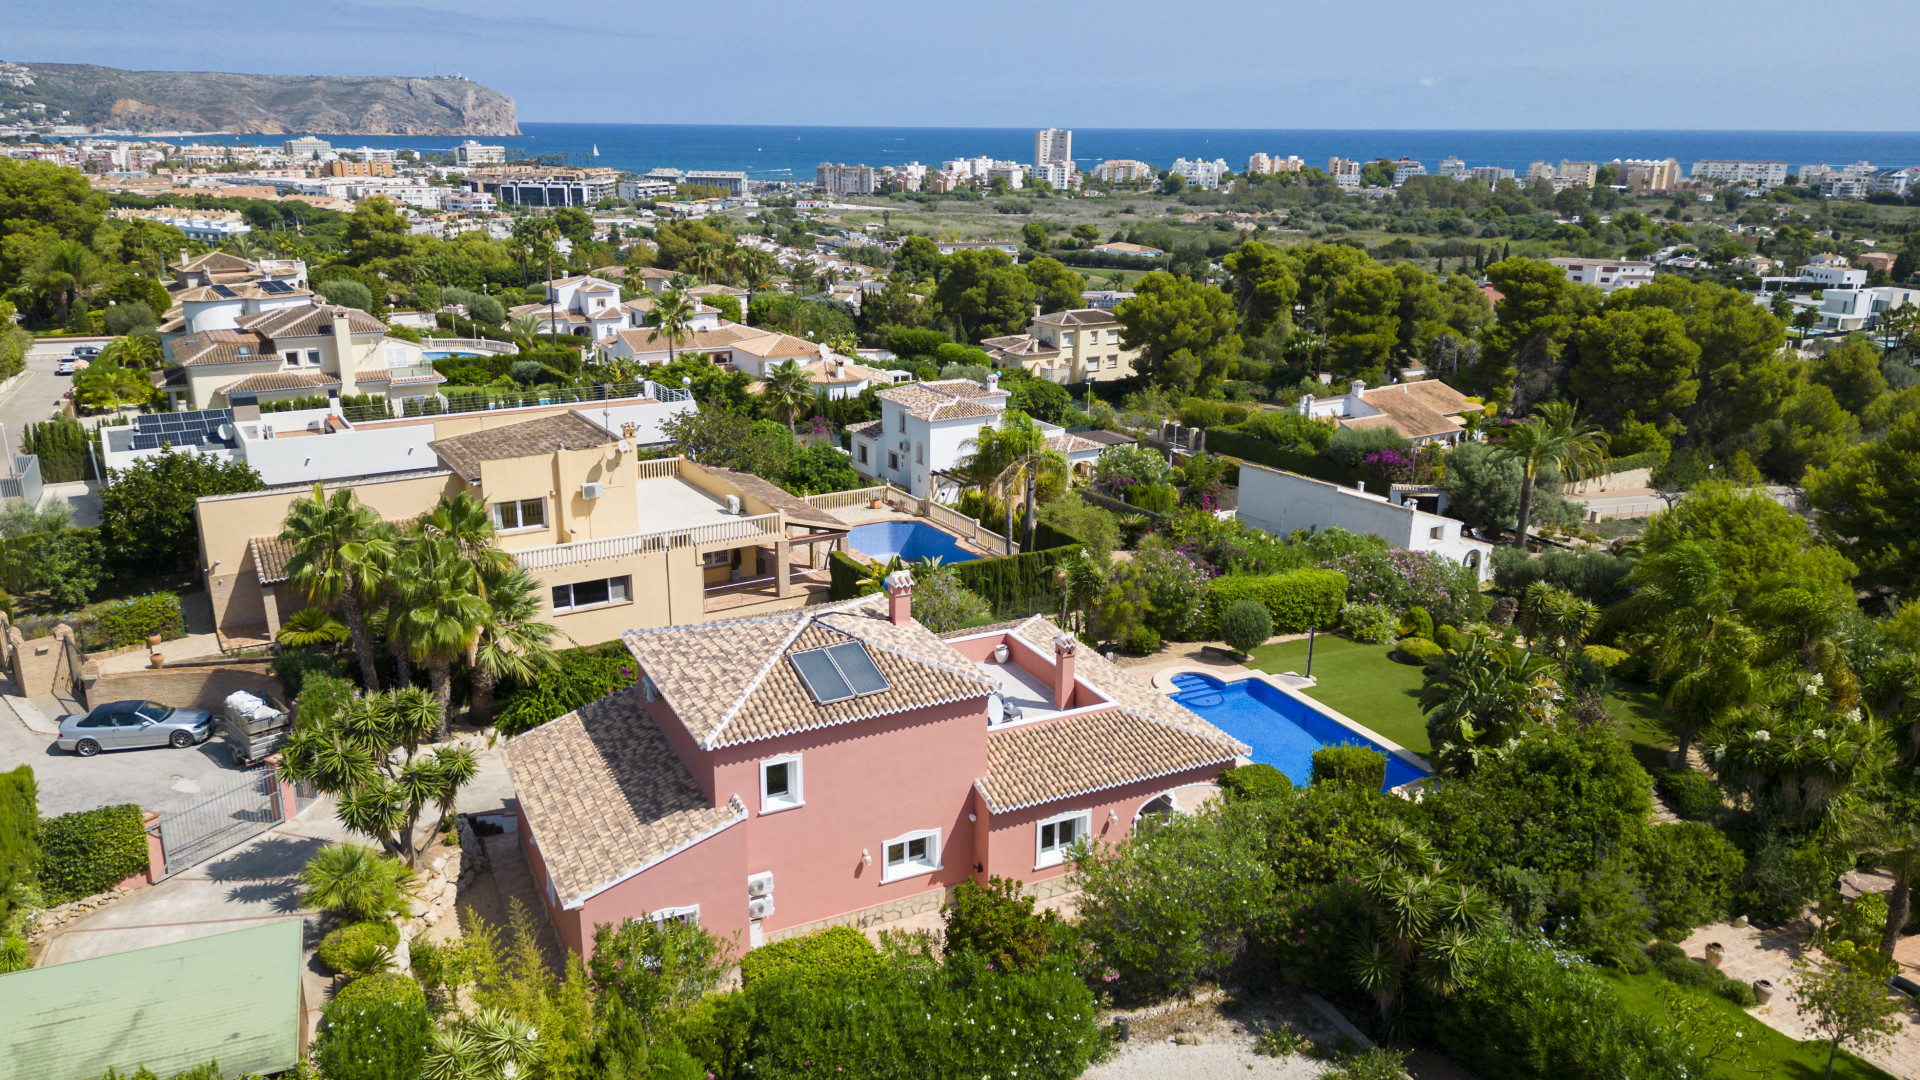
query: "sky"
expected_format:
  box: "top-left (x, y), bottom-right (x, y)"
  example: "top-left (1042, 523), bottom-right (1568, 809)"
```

top-left (12, 0), bottom-right (1920, 130)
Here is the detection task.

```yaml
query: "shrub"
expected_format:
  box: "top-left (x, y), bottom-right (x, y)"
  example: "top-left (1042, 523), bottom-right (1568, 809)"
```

top-left (86, 591), bottom-right (185, 650)
top-left (1242, 408), bottom-right (1336, 452)
top-left (1394, 637), bottom-right (1443, 664)
top-left (1123, 624), bottom-right (1161, 653)
top-left (1035, 495), bottom-right (1121, 559)
top-left (1434, 624), bottom-right (1466, 651)
top-left (1325, 425), bottom-right (1409, 467)
top-left (1218, 763), bottom-right (1293, 803)
top-left (1397, 606), bottom-right (1434, 640)
top-left (943, 876), bottom-right (1061, 974)
top-left (675, 991), bottom-right (754, 1078)
top-left (1738, 834), bottom-right (1841, 923)
top-left (1321, 546), bottom-right (1485, 627)
top-left (1220, 599), bottom-right (1273, 653)
top-left (1634, 824), bottom-right (1744, 940)
top-left (316, 919), bottom-right (400, 974)
top-left (738, 925), bottom-right (887, 992)
top-left (1581, 644), bottom-right (1628, 670)
top-left (1202, 568), bottom-right (1347, 635)
top-left (1326, 1048), bottom-right (1412, 1080)
top-left (1341, 601), bottom-right (1395, 644)
top-left (38, 803), bottom-right (148, 903)
top-left (271, 646), bottom-right (339, 699)
top-left (496, 643), bottom-right (636, 735)
top-left (0, 765), bottom-right (37, 928)
top-left (1649, 945), bottom-right (1715, 988)
top-left (1123, 481), bottom-right (1179, 514)
top-left (1312, 745), bottom-right (1387, 789)
top-left (314, 976), bottom-right (433, 1080)
top-left (1655, 769), bottom-right (1722, 822)
top-left (1491, 546), bottom-right (1636, 606)
top-left (909, 564), bottom-right (993, 634)
top-left (590, 915), bottom-right (730, 1020)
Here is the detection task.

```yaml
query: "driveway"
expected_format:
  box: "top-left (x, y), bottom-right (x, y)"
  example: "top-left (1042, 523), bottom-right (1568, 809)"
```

top-left (0, 704), bottom-right (261, 817)
top-left (2, 338), bottom-right (96, 454)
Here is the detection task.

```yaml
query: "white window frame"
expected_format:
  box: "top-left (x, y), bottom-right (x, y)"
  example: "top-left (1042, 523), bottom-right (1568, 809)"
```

top-left (881, 828), bottom-right (941, 883)
top-left (646, 905), bottom-right (700, 925)
top-left (1034, 810), bottom-right (1091, 869)
top-left (760, 754), bottom-right (804, 814)
top-left (493, 497), bottom-right (547, 533)
top-left (551, 574), bottom-right (632, 613)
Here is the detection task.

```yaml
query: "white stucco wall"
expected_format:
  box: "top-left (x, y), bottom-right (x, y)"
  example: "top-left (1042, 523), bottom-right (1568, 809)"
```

top-left (1237, 462), bottom-right (1492, 581)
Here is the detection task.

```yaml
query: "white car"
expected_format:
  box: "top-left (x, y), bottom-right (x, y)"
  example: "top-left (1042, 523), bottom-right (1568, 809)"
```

top-left (55, 358), bottom-right (76, 375)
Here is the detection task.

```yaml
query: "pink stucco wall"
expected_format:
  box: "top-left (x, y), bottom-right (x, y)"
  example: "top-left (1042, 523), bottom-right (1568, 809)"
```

top-left (574, 819), bottom-right (752, 960)
top-left (981, 768), bottom-right (1227, 885)
top-left (945, 631), bottom-right (1105, 710)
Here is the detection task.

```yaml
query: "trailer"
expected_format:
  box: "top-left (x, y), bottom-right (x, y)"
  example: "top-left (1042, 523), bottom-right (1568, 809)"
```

top-left (220, 691), bottom-right (291, 767)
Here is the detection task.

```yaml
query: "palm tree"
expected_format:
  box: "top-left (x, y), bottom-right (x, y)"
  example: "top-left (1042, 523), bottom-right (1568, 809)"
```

top-left (298, 842), bottom-right (414, 921)
top-left (761, 359), bottom-right (816, 431)
top-left (651, 288), bottom-right (697, 365)
top-left (469, 567), bottom-right (561, 727)
top-left (1488, 401), bottom-right (1610, 548)
top-left (1614, 542), bottom-right (1762, 764)
top-left (960, 409), bottom-right (1069, 552)
top-left (1346, 822), bottom-right (1497, 1027)
top-left (509, 314), bottom-right (544, 353)
top-left (276, 607), bottom-right (350, 649)
top-left (27, 241), bottom-right (103, 324)
top-left (1419, 634), bottom-right (1562, 777)
top-left (281, 484), bottom-right (394, 690)
top-left (393, 537), bottom-right (488, 735)
top-left (1850, 811), bottom-right (1920, 958)
top-left (429, 745), bottom-right (480, 832)
top-left (1517, 582), bottom-right (1598, 663)
top-left (419, 491), bottom-right (512, 582)
top-left (743, 253), bottom-right (777, 310)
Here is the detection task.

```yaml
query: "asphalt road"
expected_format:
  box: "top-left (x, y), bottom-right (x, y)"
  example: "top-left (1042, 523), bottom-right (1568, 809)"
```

top-left (0, 708), bottom-right (256, 817)
top-left (0, 337), bottom-right (105, 456)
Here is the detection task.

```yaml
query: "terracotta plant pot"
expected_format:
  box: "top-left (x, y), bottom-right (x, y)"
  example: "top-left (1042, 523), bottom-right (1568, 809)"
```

top-left (1753, 979), bottom-right (1774, 1005)
top-left (1704, 942), bottom-right (1725, 968)
top-left (146, 634), bottom-right (163, 648)
top-left (869, 498), bottom-right (884, 509)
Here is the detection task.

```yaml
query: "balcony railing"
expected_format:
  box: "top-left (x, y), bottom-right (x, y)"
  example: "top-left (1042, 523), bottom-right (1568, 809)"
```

top-left (802, 486), bottom-right (887, 510)
top-left (511, 512), bottom-right (780, 571)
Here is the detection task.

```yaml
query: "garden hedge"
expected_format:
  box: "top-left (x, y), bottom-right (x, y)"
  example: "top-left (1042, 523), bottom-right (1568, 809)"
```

top-left (1217, 763), bottom-right (1292, 803)
top-left (739, 925), bottom-right (886, 992)
top-left (39, 803), bottom-right (148, 903)
top-left (1202, 568), bottom-right (1347, 636)
top-left (86, 592), bottom-right (186, 650)
top-left (317, 919), bottom-right (401, 973)
top-left (0, 765), bottom-right (38, 924)
top-left (496, 641), bottom-right (636, 736)
top-left (1310, 745), bottom-right (1387, 790)
top-left (828, 548), bottom-right (867, 600)
top-left (1203, 428), bottom-right (1365, 487)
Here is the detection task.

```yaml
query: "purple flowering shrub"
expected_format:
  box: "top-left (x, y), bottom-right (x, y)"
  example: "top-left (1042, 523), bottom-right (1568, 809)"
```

top-left (1319, 547), bottom-right (1481, 626)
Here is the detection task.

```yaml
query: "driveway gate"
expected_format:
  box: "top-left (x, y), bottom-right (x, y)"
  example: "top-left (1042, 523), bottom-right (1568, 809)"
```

top-left (154, 769), bottom-right (284, 878)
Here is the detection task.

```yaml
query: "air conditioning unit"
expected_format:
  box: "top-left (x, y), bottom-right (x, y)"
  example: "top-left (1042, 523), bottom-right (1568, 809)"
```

top-left (581, 481), bottom-right (604, 500)
top-left (898, 439), bottom-right (910, 452)
top-left (747, 896), bottom-right (775, 920)
top-left (641, 675), bottom-right (659, 702)
top-left (747, 871), bottom-right (774, 898)
top-left (725, 494), bottom-right (742, 515)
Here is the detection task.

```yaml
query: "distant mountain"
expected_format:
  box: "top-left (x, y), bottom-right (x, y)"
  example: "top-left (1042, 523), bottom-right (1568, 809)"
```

top-left (2, 62), bottom-right (519, 135)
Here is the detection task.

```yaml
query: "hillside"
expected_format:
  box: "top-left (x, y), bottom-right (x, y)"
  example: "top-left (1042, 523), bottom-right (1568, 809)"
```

top-left (1, 62), bottom-right (518, 135)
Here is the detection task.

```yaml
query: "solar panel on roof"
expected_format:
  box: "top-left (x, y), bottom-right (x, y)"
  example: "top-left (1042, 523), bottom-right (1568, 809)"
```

top-left (826, 642), bottom-right (888, 696)
top-left (790, 649), bottom-right (853, 704)
top-left (131, 434), bottom-right (162, 451)
top-left (211, 285), bottom-right (237, 299)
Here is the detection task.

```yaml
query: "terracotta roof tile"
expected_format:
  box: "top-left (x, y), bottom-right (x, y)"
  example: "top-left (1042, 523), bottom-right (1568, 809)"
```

top-left (174, 328), bottom-right (274, 368)
top-left (505, 690), bottom-right (746, 908)
top-left (980, 708), bottom-right (1242, 812)
top-left (1031, 308), bottom-right (1118, 328)
top-left (845, 420), bottom-right (882, 439)
top-left (428, 412), bottom-right (614, 482)
top-left (237, 303), bottom-right (387, 340)
top-left (703, 467), bottom-right (849, 530)
top-left (219, 371), bottom-right (340, 395)
top-left (1350, 381), bottom-right (1475, 440)
top-left (730, 332), bottom-right (822, 360)
top-left (876, 381), bottom-right (1006, 422)
top-left (250, 535), bottom-right (296, 585)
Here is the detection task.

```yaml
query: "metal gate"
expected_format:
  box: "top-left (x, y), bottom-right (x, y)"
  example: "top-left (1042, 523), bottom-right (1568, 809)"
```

top-left (155, 770), bottom-right (283, 878)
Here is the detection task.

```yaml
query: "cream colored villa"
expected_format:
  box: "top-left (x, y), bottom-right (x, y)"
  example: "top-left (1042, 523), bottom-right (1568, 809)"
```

top-left (161, 303), bottom-right (444, 411)
top-left (981, 308), bottom-right (1137, 383)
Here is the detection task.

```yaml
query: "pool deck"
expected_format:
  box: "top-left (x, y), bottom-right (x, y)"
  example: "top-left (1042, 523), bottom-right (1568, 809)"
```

top-left (830, 504), bottom-right (999, 563)
top-left (1154, 663), bottom-right (1432, 783)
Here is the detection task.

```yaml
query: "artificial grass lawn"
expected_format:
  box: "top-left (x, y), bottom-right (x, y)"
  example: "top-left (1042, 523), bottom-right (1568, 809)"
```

top-left (1245, 634), bottom-right (1681, 762)
top-left (1601, 969), bottom-right (1897, 1080)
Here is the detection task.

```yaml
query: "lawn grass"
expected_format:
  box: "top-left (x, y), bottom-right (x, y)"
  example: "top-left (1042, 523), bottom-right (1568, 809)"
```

top-left (1600, 969), bottom-right (1898, 1080)
top-left (1245, 633), bottom-right (1682, 764)
top-left (1246, 635), bottom-right (1431, 752)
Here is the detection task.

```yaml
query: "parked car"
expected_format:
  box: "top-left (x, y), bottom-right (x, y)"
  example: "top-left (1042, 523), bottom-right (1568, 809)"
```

top-left (70, 345), bottom-right (99, 359)
top-left (57, 700), bottom-right (214, 756)
top-left (55, 358), bottom-right (76, 375)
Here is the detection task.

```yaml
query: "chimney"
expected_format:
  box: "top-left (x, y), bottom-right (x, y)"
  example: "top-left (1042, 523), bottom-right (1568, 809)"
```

top-left (1032, 303), bottom-right (1042, 320)
top-left (1348, 379), bottom-right (1368, 409)
top-left (1298, 392), bottom-right (1315, 416)
top-left (331, 309), bottom-right (358, 397)
top-left (178, 248), bottom-right (189, 270)
top-left (885, 569), bottom-right (914, 627)
top-left (986, 371), bottom-right (1000, 393)
top-left (1053, 634), bottom-right (1077, 710)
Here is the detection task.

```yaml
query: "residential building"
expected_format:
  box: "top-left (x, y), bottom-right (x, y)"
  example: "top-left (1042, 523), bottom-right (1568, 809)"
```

top-left (465, 166), bottom-right (621, 207)
top-left (685, 170), bottom-right (748, 196)
top-left (618, 178), bottom-right (676, 201)
top-left (443, 191), bottom-right (497, 213)
top-left (986, 162), bottom-right (1027, 190)
top-left (155, 216), bottom-right (253, 243)
top-left (454, 140), bottom-right (507, 166)
top-left (1296, 379), bottom-right (1481, 445)
top-left (981, 307), bottom-right (1137, 384)
top-left (933, 239), bottom-right (1020, 257)
top-left (1812, 285), bottom-right (1920, 332)
top-left (1548, 256), bottom-right (1656, 292)
top-left (507, 274), bottom-right (638, 341)
top-left (1246, 153), bottom-right (1304, 175)
top-left (1080, 289), bottom-right (1134, 311)
top-left (1437, 156), bottom-right (1467, 179)
top-left (1327, 157), bottom-right (1362, 189)
top-left (1391, 158), bottom-right (1426, 185)
top-left (1089, 241), bottom-right (1163, 259)
top-left (1795, 255), bottom-right (1869, 290)
top-left (1526, 161), bottom-right (1556, 183)
top-left (1091, 159), bottom-right (1154, 183)
top-left (1691, 159), bottom-right (1788, 187)
top-left (1034, 128), bottom-right (1072, 170)
top-left (816, 163), bottom-right (876, 196)
top-left (1238, 463), bottom-right (1492, 581)
top-left (322, 160), bottom-right (395, 178)
top-left (845, 378), bottom-right (1103, 500)
top-left (1169, 157), bottom-right (1230, 190)
top-left (1616, 158), bottom-right (1681, 191)
top-left (505, 587), bottom-right (1245, 959)
top-left (1868, 167), bottom-right (1918, 198)
top-left (283, 136), bottom-right (331, 160)
top-left (195, 415), bottom-right (861, 648)
top-left (1556, 160), bottom-right (1598, 187)
top-left (164, 250), bottom-right (308, 298)
top-left (160, 302), bottom-right (442, 411)
top-left (1466, 165), bottom-right (1516, 184)
top-left (1817, 162), bottom-right (1878, 199)
top-left (1035, 161), bottom-right (1077, 190)
top-left (1855, 252), bottom-right (1897, 275)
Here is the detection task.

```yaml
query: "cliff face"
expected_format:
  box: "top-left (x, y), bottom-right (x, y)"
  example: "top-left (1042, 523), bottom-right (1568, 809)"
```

top-left (8, 63), bottom-right (519, 135)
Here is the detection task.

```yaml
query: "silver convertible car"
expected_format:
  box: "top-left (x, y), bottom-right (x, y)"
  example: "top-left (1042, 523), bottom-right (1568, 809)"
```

top-left (57, 700), bottom-right (213, 756)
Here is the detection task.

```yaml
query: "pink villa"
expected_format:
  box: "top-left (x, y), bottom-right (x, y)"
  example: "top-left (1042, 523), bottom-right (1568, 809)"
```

top-left (505, 572), bottom-right (1247, 957)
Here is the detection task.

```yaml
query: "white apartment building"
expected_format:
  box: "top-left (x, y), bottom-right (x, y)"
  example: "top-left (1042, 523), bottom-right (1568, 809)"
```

top-left (1691, 160), bottom-right (1788, 187)
top-left (1392, 159), bottom-right (1426, 185)
top-left (454, 141), bottom-right (507, 166)
top-left (986, 162), bottom-right (1027, 190)
top-left (685, 170), bottom-right (747, 196)
top-left (154, 216), bottom-right (253, 244)
top-left (1437, 156), bottom-right (1467, 179)
top-left (1169, 157), bottom-right (1230, 190)
top-left (283, 137), bottom-right (331, 160)
top-left (817, 162), bottom-right (876, 195)
top-left (1813, 285), bottom-right (1920, 332)
top-left (1328, 158), bottom-right (1362, 189)
top-left (1237, 463), bottom-right (1493, 582)
top-left (1467, 165), bottom-right (1515, 183)
top-left (618, 178), bottom-right (675, 201)
top-left (444, 192), bottom-right (497, 213)
top-left (1035, 129), bottom-right (1072, 169)
top-left (845, 378), bottom-right (1103, 501)
top-left (1549, 257), bottom-right (1655, 292)
top-left (1035, 161), bottom-right (1077, 190)
top-left (1557, 160), bottom-right (1598, 187)
top-left (1614, 158), bottom-right (1681, 191)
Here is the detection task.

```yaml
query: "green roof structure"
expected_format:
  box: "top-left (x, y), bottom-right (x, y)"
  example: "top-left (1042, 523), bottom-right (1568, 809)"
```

top-left (0, 919), bottom-right (305, 1079)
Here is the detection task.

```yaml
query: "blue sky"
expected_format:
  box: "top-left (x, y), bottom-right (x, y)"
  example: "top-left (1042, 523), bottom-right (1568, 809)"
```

top-left (13, 0), bottom-right (1920, 129)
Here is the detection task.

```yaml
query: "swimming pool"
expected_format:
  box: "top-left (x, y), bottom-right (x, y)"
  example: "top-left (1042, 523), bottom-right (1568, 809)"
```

top-left (422, 350), bottom-right (481, 361)
top-left (846, 521), bottom-right (979, 565)
top-left (1169, 672), bottom-right (1428, 791)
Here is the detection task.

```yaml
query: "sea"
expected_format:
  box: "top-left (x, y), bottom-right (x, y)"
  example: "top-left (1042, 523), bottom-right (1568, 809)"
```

top-left (135, 124), bottom-right (1920, 180)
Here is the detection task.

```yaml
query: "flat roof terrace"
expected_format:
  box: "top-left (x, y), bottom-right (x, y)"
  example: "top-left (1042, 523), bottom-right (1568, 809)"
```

top-left (634, 475), bottom-right (735, 533)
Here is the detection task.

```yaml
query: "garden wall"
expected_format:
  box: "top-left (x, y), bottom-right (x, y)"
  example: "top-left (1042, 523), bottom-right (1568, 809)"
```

top-left (88, 659), bottom-right (282, 714)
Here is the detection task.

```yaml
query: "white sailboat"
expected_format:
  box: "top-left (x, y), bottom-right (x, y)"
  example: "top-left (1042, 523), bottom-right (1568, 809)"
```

top-left (592, 143), bottom-right (600, 157)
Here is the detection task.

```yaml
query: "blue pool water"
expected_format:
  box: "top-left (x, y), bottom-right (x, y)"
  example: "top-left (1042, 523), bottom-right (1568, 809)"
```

top-left (846, 521), bottom-right (979, 565)
top-left (422, 350), bottom-right (481, 361)
top-left (1170, 672), bottom-right (1428, 791)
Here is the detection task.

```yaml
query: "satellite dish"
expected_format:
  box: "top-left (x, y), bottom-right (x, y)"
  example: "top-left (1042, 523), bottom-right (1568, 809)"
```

top-left (986, 693), bottom-right (1005, 726)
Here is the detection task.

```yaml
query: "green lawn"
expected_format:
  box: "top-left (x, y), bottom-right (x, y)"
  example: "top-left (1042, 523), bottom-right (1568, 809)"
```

top-left (1601, 970), bottom-right (1898, 1080)
top-left (1245, 634), bottom-right (1680, 763)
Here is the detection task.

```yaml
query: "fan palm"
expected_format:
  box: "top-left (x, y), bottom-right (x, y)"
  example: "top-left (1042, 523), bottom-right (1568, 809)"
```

top-left (418, 492), bottom-right (512, 583)
top-left (298, 841), bottom-right (414, 920)
top-left (1345, 822), bottom-right (1497, 1027)
top-left (276, 606), bottom-right (350, 649)
top-left (1419, 634), bottom-right (1562, 777)
top-left (1488, 401), bottom-right (1610, 547)
top-left (1614, 542), bottom-right (1763, 763)
top-left (509, 314), bottom-right (544, 352)
top-left (393, 536), bottom-right (489, 736)
top-left (761, 358), bottom-right (816, 431)
top-left (743, 253), bottom-right (777, 309)
top-left (469, 567), bottom-right (561, 727)
top-left (27, 241), bottom-right (104, 323)
top-left (281, 484), bottom-right (394, 690)
top-left (651, 288), bottom-right (697, 365)
top-left (960, 409), bottom-right (1069, 552)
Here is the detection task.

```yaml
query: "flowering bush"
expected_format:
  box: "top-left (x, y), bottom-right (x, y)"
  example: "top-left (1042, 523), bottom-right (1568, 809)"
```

top-left (1129, 542), bottom-right (1209, 640)
top-left (1090, 444), bottom-right (1174, 496)
top-left (1320, 546), bottom-right (1484, 627)
top-left (313, 978), bottom-right (433, 1080)
top-left (1341, 602), bottom-right (1396, 644)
